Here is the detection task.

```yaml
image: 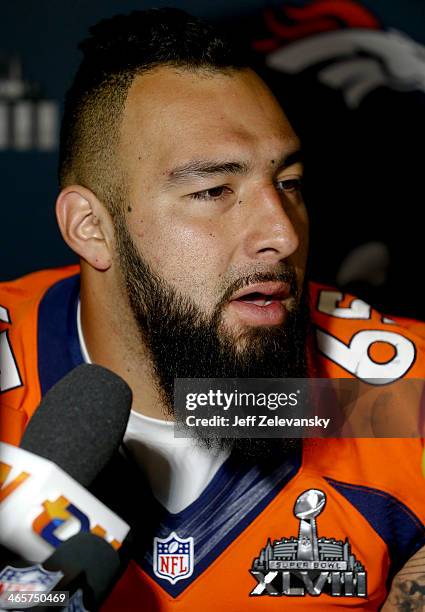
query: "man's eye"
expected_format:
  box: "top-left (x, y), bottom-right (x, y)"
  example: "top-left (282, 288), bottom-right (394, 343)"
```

top-left (277, 178), bottom-right (303, 193)
top-left (190, 186), bottom-right (230, 200)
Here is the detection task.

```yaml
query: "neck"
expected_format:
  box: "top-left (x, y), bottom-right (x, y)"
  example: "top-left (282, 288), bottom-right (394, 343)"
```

top-left (79, 263), bottom-right (171, 421)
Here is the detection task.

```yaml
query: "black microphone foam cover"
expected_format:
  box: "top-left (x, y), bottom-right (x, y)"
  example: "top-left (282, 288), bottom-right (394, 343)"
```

top-left (20, 364), bottom-right (132, 487)
top-left (43, 532), bottom-right (123, 608)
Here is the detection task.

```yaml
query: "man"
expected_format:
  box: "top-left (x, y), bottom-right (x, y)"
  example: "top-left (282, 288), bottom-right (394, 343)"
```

top-left (0, 8), bottom-right (424, 610)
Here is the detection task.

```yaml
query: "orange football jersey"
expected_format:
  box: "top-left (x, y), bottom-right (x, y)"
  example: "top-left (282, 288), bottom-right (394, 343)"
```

top-left (1, 267), bottom-right (424, 610)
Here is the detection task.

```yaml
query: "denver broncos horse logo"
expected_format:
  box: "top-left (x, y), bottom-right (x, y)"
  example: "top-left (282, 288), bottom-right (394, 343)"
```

top-left (254, 0), bottom-right (425, 108)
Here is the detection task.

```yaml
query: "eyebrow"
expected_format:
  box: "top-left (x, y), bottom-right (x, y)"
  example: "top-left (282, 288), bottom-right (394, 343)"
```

top-left (164, 148), bottom-right (303, 187)
top-left (165, 160), bottom-right (251, 186)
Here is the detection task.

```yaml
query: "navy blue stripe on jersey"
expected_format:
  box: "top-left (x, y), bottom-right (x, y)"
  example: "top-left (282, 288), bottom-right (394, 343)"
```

top-left (326, 477), bottom-right (425, 580)
top-left (143, 448), bottom-right (301, 598)
top-left (38, 274), bottom-right (84, 396)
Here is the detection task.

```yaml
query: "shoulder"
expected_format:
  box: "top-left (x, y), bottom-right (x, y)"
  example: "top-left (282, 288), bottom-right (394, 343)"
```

top-left (308, 281), bottom-right (425, 379)
top-left (305, 282), bottom-right (425, 569)
top-left (0, 265), bottom-right (80, 443)
top-left (0, 266), bottom-right (80, 317)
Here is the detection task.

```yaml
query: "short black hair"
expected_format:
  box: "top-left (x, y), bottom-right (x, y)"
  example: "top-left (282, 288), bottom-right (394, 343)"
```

top-left (59, 8), bottom-right (248, 216)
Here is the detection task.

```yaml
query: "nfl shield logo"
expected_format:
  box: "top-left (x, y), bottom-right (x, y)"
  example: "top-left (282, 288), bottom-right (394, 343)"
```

top-left (0, 564), bottom-right (63, 608)
top-left (153, 531), bottom-right (194, 584)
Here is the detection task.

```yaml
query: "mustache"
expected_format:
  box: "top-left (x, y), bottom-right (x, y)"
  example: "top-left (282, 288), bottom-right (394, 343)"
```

top-left (217, 268), bottom-right (299, 309)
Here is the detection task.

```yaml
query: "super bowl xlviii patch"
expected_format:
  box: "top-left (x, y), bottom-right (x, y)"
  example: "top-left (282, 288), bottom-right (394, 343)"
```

top-left (0, 564), bottom-right (63, 608)
top-left (153, 531), bottom-right (194, 584)
top-left (250, 489), bottom-right (367, 598)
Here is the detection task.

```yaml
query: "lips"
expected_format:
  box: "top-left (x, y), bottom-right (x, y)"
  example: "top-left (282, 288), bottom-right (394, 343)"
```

top-left (230, 282), bottom-right (291, 304)
top-left (228, 282), bottom-right (292, 326)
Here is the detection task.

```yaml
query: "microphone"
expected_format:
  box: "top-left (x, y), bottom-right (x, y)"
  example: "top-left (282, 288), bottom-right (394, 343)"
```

top-left (44, 532), bottom-right (124, 611)
top-left (0, 364), bottom-right (133, 562)
top-left (20, 363), bottom-right (132, 486)
top-left (0, 532), bottom-right (125, 612)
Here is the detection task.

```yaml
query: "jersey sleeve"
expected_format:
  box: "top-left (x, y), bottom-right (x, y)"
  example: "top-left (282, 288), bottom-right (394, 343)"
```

top-left (309, 281), bottom-right (425, 380)
top-left (0, 266), bottom-right (79, 444)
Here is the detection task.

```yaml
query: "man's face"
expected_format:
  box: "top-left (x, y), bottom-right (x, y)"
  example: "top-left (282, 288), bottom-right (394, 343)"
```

top-left (118, 67), bottom-right (309, 352)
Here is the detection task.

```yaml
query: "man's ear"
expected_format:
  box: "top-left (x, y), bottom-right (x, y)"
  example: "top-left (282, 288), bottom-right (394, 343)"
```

top-left (56, 185), bottom-right (114, 271)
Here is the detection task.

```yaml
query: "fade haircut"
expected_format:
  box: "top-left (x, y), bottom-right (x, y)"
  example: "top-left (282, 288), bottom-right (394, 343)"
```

top-left (58, 8), bottom-right (247, 218)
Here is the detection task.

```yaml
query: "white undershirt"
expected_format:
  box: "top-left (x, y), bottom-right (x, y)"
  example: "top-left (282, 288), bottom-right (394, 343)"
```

top-left (77, 302), bottom-right (229, 514)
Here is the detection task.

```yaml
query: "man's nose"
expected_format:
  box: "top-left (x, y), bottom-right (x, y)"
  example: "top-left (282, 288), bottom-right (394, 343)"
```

top-left (241, 186), bottom-right (300, 263)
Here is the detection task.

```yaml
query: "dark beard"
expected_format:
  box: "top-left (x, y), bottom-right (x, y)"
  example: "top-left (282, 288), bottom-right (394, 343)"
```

top-left (115, 215), bottom-right (310, 461)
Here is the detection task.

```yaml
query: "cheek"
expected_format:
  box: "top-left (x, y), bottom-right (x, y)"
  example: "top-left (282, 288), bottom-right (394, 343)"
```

top-left (130, 215), bottom-right (228, 306)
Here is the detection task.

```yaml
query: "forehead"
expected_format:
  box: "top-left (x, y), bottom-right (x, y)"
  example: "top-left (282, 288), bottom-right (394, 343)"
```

top-left (119, 66), bottom-right (298, 174)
